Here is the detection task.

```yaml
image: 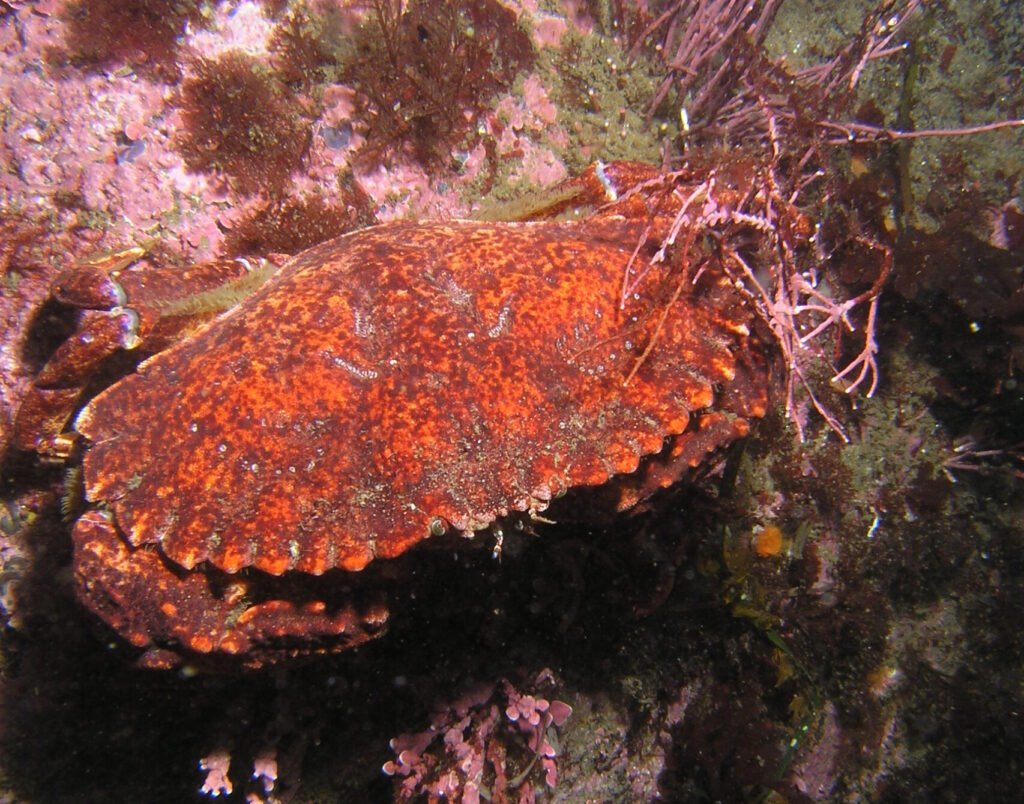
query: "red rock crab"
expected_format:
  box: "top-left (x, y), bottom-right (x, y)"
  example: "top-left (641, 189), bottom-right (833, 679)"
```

top-left (13, 160), bottom-right (771, 669)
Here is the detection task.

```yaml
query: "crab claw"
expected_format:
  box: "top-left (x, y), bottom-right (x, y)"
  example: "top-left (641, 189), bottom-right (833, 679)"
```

top-left (72, 510), bottom-right (389, 670)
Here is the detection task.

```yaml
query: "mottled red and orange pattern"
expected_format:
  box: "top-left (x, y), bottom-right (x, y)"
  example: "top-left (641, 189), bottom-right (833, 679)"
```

top-left (47, 162), bottom-right (770, 668)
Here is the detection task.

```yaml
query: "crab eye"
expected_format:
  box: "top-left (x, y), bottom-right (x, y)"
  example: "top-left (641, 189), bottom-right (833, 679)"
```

top-left (428, 517), bottom-right (447, 537)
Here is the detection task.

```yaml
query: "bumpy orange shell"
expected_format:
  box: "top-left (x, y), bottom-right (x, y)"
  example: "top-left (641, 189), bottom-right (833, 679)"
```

top-left (77, 211), bottom-right (766, 577)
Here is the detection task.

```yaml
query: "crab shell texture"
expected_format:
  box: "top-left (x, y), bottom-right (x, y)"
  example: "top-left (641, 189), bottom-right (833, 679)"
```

top-left (71, 161), bottom-right (769, 669)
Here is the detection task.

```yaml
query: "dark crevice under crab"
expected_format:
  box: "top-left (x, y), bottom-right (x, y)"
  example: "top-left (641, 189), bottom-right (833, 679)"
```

top-left (11, 160), bottom-right (774, 670)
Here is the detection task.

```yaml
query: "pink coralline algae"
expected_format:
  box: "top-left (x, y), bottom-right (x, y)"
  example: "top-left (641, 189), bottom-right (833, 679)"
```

top-left (197, 746), bottom-right (278, 802)
top-left (198, 749), bottom-right (233, 798)
top-left (248, 749), bottom-right (279, 803)
top-left (383, 671), bottom-right (573, 802)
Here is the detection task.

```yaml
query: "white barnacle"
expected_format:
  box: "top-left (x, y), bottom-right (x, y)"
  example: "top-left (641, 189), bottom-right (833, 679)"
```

top-left (491, 525), bottom-right (504, 561)
top-left (352, 307), bottom-right (375, 338)
top-left (593, 160), bottom-right (618, 201)
top-left (487, 302), bottom-right (514, 338)
top-left (321, 348), bottom-right (378, 381)
top-left (437, 272), bottom-right (473, 307)
top-left (333, 355), bottom-right (379, 381)
top-left (114, 308), bottom-right (141, 350)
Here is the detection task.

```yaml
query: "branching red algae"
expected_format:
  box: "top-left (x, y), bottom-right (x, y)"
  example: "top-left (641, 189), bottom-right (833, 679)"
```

top-left (220, 186), bottom-right (377, 258)
top-left (340, 0), bottom-right (535, 168)
top-left (57, 0), bottom-right (204, 80)
top-left (174, 50), bottom-right (311, 195)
